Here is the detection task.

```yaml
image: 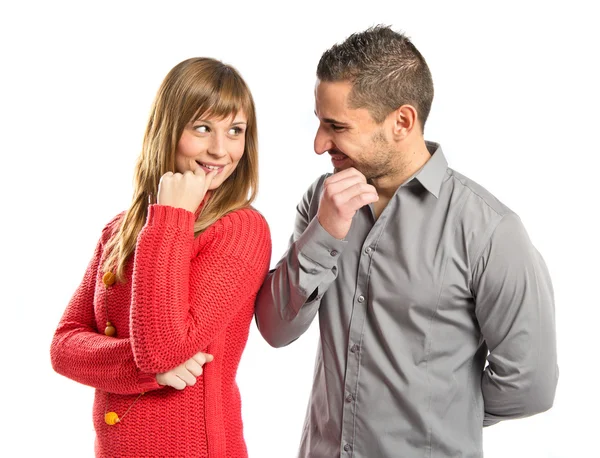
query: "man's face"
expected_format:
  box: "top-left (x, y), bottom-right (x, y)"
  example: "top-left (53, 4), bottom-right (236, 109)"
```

top-left (314, 80), bottom-right (394, 179)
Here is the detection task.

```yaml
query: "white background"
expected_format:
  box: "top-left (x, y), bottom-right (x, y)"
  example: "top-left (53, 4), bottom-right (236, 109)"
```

top-left (1, 1), bottom-right (598, 457)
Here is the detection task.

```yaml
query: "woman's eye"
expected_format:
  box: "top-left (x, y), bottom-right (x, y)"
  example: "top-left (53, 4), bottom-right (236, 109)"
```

top-left (194, 125), bottom-right (209, 133)
top-left (229, 127), bottom-right (244, 135)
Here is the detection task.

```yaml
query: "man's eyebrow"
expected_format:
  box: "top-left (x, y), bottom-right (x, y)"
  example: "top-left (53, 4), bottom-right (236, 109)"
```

top-left (314, 110), bottom-right (347, 125)
top-left (324, 118), bottom-right (348, 125)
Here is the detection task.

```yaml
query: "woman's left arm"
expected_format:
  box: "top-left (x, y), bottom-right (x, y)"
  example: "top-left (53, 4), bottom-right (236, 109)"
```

top-left (130, 204), bottom-right (271, 373)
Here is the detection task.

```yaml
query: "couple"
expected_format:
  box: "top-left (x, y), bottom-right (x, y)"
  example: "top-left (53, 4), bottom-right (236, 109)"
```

top-left (51, 25), bottom-right (558, 458)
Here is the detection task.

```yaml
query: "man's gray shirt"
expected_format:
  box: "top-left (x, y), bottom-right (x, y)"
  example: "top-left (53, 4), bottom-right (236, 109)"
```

top-left (255, 142), bottom-right (558, 458)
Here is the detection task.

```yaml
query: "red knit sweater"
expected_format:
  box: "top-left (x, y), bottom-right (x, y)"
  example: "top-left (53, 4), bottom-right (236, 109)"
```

top-left (51, 204), bottom-right (271, 458)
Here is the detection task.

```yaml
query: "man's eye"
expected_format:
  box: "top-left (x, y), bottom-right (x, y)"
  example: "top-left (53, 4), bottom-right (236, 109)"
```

top-left (331, 124), bottom-right (345, 132)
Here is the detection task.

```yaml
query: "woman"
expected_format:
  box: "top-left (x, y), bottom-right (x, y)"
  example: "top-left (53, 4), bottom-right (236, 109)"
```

top-left (50, 57), bottom-right (271, 457)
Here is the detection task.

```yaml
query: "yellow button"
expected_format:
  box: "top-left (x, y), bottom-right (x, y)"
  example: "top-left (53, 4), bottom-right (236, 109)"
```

top-left (102, 271), bottom-right (116, 287)
top-left (105, 412), bottom-right (120, 425)
top-left (104, 322), bottom-right (117, 337)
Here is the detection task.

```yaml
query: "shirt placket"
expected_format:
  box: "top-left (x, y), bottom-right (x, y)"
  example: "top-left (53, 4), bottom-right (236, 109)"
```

top-left (339, 212), bottom-right (379, 457)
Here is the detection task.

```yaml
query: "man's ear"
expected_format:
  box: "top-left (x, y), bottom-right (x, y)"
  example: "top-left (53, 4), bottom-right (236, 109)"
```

top-left (390, 104), bottom-right (419, 140)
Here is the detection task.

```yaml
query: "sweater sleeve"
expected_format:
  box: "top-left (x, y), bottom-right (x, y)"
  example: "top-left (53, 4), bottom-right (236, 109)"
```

top-left (130, 205), bottom-right (272, 373)
top-left (50, 216), bottom-right (162, 395)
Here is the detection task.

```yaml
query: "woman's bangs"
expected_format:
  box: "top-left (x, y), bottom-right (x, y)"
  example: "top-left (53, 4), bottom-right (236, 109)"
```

top-left (192, 72), bottom-right (251, 122)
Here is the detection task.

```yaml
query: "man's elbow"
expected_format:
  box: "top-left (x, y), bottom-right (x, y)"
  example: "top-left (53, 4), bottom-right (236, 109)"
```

top-left (514, 364), bottom-right (559, 418)
top-left (265, 335), bottom-right (296, 349)
top-left (524, 391), bottom-right (555, 417)
top-left (254, 297), bottom-right (305, 348)
top-left (526, 366), bottom-right (559, 415)
top-left (484, 363), bottom-right (558, 422)
top-left (255, 319), bottom-right (298, 348)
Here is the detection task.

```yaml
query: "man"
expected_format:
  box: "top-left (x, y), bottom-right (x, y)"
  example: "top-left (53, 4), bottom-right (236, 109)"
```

top-left (255, 25), bottom-right (557, 458)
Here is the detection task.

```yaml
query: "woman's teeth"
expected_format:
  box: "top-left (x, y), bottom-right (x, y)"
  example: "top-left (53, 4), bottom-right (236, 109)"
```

top-left (198, 162), bottom-right (223, 170)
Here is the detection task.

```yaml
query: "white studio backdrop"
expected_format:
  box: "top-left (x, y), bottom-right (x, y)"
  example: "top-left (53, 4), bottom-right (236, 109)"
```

top-left (1, 1), bottom-right (598, 457)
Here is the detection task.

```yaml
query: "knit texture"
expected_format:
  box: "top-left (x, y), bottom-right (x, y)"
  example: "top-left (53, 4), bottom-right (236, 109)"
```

top-left (51, 204), bottom-right (271, 458)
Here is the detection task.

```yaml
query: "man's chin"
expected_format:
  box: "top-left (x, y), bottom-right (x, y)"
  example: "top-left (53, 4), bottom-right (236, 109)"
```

top-left (335, 164), bottom-right (370, 177)
top-left (333, 163), bottom-right (352, 174)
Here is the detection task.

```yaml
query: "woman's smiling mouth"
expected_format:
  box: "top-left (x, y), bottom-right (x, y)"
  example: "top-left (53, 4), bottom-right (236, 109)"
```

top-left (196, 161), bottom-right (226, 174)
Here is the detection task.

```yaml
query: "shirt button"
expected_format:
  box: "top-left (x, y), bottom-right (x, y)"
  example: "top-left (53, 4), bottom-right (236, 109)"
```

top-left (330, 249), bottom-right (338, 256)
top-left (357, 295), bottom-right (365, 303)
top-left (350, 344), bottom-right (359, 353)
top-left (365, 247), bottom-right (372, 254)
top-left (344, 444), bottom-right (352, 452)
top-left (346, 393), bottom-right (354, 402)
top-left (102, 271), bottom-right (116, 287)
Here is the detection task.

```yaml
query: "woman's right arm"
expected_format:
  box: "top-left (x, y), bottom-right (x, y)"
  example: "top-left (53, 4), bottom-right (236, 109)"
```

top-left (50, 221), bottom-right (161, 395)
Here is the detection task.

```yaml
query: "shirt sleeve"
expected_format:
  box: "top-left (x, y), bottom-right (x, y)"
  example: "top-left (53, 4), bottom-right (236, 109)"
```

top-left (254, 175), bottom-right (347, 347)
top-left (130, 205), bottom-right (272, 373)
top-left (50, 218), bottom-right (161, 395)
top-left (472, 212), bottom-right (558, 426)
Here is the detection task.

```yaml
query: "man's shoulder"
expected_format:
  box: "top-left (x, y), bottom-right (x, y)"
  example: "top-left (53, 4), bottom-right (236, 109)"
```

top-left (446, 168), bottom-right (514, 219)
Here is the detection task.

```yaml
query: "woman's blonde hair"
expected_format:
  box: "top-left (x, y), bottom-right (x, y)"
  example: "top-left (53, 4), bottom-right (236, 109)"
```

top-left (103, 57), bottom-right (259, 281)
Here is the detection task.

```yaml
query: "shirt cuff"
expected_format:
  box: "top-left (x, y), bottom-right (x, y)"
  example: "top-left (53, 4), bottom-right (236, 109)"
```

top-left (296, 217), bottom-right (347, 269)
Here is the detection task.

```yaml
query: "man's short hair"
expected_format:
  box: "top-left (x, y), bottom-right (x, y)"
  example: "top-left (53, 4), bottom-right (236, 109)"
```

top-left (317, 25), bottom-right (434, 130)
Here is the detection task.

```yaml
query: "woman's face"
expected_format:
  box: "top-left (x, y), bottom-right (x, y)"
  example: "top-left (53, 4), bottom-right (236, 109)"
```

top-left (175, 111), bottom-right (247, 190)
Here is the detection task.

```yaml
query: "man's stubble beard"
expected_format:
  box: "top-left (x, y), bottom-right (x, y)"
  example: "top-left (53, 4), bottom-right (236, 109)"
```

top-left (357, 130), bottom-right (402, 181)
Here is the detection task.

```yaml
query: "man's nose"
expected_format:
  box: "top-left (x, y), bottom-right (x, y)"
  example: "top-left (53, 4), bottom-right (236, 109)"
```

top-left (314, 125), bottom-right (334, 155)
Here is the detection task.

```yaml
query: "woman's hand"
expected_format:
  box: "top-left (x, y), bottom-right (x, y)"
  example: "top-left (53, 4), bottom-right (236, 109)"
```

top-left (157, 166), bottom-right (217, 213)
top-left (156, 351), bottom-right (214, 390)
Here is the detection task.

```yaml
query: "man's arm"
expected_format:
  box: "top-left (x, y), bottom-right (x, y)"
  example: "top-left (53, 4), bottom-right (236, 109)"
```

top-left (472, 212), bottom-right (558, 426)
top-left (256, 169), bottom-right (378, 347)
top-left (255, 175), bottom-right (347, 347)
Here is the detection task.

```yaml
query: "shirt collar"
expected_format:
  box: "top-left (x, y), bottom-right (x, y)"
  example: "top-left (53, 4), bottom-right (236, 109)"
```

top-left (405, 141), bottom-right (448, 198)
